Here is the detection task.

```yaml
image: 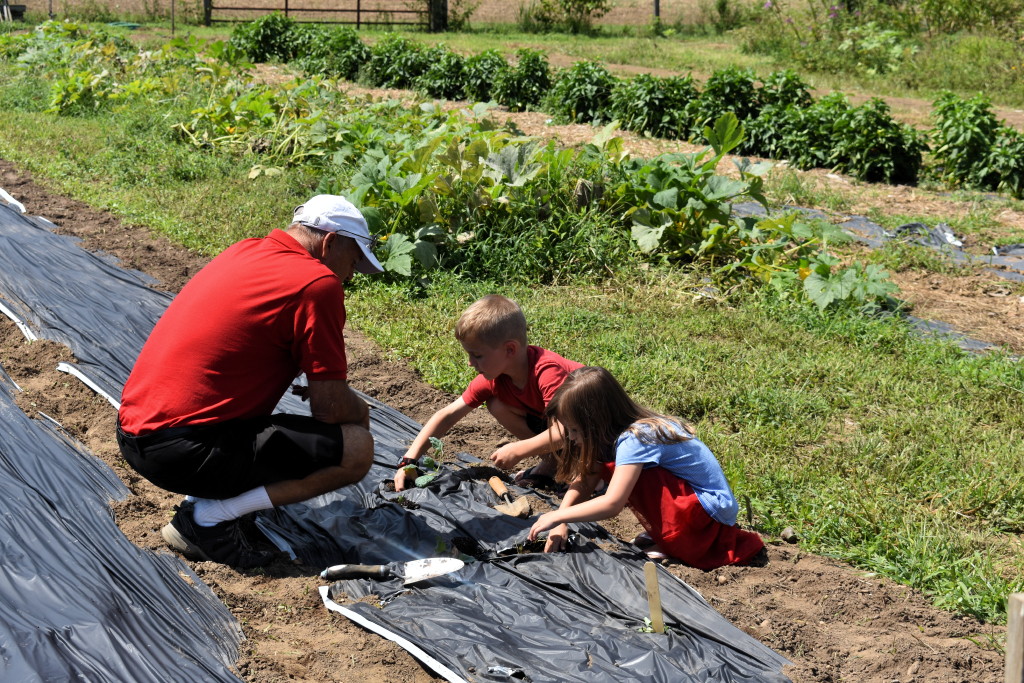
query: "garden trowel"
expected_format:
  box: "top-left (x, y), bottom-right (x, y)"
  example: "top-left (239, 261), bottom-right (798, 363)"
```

top-left (320, 557), bottom-right (464, 585)
top-left (488, 476), bottom-right (531, 518)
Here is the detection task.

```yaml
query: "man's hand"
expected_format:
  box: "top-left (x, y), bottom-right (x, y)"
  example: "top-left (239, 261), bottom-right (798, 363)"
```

top-left (291, 384), bottom-right (310, 401)
top-left (490, 442), bottom-right (524, 470)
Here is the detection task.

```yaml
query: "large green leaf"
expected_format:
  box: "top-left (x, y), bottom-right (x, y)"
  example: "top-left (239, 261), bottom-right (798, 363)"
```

top-left (704, 112), bottom-right (744, 158)
top-left (804, 268), bottom-right (859, 310)
top-left (382, 233), bottom-right (416, 276)
top-left (631, 209), bottom-right (671, 253)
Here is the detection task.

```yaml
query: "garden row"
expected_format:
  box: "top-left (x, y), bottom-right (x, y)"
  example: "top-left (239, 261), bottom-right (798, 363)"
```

top-left (229, 14), bottom-right (1024, 197)
top-left (0, 20), bottom-right (894, 312)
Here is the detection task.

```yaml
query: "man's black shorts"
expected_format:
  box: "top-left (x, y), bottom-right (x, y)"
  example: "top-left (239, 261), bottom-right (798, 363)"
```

top-left (116, 414), bottom-right (344, 499)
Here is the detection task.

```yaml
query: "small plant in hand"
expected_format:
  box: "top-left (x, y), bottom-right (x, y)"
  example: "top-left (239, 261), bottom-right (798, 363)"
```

top-left (404, 437), bottom-right (444, 487)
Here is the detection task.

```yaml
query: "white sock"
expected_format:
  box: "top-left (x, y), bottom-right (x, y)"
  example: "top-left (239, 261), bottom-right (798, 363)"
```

top-left (192, 487), bottom-right (273, 527)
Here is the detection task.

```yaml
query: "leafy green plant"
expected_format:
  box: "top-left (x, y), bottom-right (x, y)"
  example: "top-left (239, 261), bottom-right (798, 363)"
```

top-left (778, 93), bottom-right (852, 171)
top-left (229, 13), bottom-right (297, 63)
top-left (757, 69), bottom-right (812, 109)
top-left (609, 74), bottom-right (698, 139)
top-left (686, 66), bottom-right (761, 137)
top-left (930, 91), bottom-right (1000, 190)
top-left (416, 46), bottom-right (466, 100)
top-left (989, 127), bottom-right (1024, 199)
top-left (622, 113), bottom-right (771, 264)
top-left (828, 97), bottom-right (926, 184)
top-left (293, 25), bottom-right (369, 81)
top-left (360, 33), bottom-right (429, 89)
top-left (463, 49), bottom-right (506, 103)
top-left (516, 0), bottom-right (612, 33)
top-left (492, 48), bottom-right (551, 112)
top-left (544, 61), bottom-right (617, 124)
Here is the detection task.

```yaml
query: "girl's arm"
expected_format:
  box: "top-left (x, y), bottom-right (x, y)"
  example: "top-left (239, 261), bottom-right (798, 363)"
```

top-left (528, 463), bottom-right (643, 542)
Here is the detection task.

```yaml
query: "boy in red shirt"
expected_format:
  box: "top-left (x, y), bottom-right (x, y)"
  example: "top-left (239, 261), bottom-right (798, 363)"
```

top-left (394, 295), bottom-right (583, 491)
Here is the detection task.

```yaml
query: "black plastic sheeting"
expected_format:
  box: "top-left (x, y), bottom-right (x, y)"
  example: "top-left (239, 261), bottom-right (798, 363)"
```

top-left (0, 367), bottom-right (243, 680)
top-left (733, 201), bottom-right (1023, 356)
top-left (0, 199), bottom-right (791, 681)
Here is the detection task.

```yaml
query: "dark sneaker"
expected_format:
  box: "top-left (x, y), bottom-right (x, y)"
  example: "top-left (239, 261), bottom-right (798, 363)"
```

top-left (161, 501), bottom-right (274, 569)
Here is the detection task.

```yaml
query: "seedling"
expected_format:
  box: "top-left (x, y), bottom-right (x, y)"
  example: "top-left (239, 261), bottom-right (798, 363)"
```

top-left (402, 438), bottom-right (443, 488)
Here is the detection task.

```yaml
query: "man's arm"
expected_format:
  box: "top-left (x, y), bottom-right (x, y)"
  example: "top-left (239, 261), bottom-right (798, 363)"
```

top-left (307, 379), bottom-right (370, 428)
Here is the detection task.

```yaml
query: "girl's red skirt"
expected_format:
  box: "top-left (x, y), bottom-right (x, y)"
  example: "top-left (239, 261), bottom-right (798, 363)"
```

top-left (602, 463), bottom-right (763, 570)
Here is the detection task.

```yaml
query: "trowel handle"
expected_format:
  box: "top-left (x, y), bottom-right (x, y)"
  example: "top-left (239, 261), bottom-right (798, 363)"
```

top-left (320, 564), bottom-right (391, 581)
top-left (488, 476), bottom-right (512, 500)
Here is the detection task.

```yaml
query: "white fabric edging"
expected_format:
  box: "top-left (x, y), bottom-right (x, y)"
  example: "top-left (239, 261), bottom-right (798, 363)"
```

top-left (318, 586), bottom-right (468, 683)
top-left (0, 187), bottom-right (26, 214)
top-left (56, 362), bottom-right (121, 410)
top-left (0, 299), bottom-right (38, 341)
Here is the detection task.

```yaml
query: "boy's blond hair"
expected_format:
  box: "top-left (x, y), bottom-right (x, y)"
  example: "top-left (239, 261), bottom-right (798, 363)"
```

top-left (455, 295), bottom-right (528, 348)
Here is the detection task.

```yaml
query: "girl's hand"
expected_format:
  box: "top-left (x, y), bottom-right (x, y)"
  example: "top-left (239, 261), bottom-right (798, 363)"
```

top-left (528, 511), bottom-right (559, 541)
top-left (543, 523), bottom-right (569, 553)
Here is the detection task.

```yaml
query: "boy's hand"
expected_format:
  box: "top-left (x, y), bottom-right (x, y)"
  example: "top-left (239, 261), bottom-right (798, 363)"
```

top-left (490, 443), bottom-right (524, 469)
top-left (394, 466), bottom-right (410, 492)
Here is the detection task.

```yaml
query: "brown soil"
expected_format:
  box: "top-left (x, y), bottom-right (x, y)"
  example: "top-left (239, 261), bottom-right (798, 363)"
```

top-left (0, 139), bottom-right (1013, 682)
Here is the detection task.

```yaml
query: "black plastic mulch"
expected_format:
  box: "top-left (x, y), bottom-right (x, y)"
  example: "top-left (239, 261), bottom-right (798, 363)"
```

top-left (0, 199), bottom-right (790, 681)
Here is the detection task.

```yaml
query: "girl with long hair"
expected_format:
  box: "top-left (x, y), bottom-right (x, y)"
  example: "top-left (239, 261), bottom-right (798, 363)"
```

top-left (527, 366), bottom-right (763, 569)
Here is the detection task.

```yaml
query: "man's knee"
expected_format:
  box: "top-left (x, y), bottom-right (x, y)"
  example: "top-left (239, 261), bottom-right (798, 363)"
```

top-left (342, 424), bottom-right (374, 478)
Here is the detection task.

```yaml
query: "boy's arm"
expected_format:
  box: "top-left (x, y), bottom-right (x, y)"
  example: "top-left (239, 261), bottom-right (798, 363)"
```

top-left (403, 398), bottom-right (474, 460)
top-left (490, 422), bottom-right (565, 469)
top-left (395, 398), bottom-right (474, 491)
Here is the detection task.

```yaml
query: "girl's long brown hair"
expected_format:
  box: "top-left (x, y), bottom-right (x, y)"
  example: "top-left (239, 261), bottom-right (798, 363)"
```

top-left (545, 366), bottom-right (693, 483)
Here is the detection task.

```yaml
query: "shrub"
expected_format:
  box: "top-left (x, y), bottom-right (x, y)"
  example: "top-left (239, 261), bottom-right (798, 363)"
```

top-left (293, 25), bottom-right (368, 81)
top-left (829, 98), bottom-right (926, 184)
top-left (930, 91), bottom-right (1000, 189)
top-left (774, 93), bottom-right (852, 171)
top-left (463, 49), bottom-right (506, 102)
top-left (609, 73), bottom-right (698, 139)
top-left (758, 69), bottom-right (813, 109)
top-left (360, 33), bottom-right (429, 89)
top-left (990, 128), bottom-right (1024, 199)
top-left (516, 0), bottom-right (612, 34)
top-left (687, 66), bottom-right (760, 137)
top-left (416, 47), bottom-right (467, 100)
top-left (229, 13), bottom-right (297, 63)
top-left (544, 61), bottom-right (617, 124)
top-left (492, 48), bottom-right (550, 112)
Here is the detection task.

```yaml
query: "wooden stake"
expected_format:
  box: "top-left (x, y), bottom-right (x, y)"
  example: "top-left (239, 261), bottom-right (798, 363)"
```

top-left (1008, 593), bottom-right (1024, 683)
top-left (643, 561), bottom-right (665, 634)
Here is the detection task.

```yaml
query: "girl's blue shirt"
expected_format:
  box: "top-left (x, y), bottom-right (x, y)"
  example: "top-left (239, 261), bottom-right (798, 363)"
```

top-left (614, 421), bottom-right (739, 525)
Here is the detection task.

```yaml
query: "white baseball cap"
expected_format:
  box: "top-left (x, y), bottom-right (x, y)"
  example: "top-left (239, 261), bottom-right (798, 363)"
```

top-left (293, 195), bottom-right (384, 275)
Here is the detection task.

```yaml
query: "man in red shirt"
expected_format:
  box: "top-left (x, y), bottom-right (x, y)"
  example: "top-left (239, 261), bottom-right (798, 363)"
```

top-left (117, 195), bottom-right (382, 568)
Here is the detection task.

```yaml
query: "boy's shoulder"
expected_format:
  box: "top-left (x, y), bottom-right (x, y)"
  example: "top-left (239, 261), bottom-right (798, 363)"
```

top-left (527, 345), bottom-right (583, 369)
